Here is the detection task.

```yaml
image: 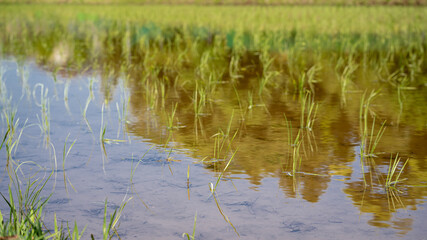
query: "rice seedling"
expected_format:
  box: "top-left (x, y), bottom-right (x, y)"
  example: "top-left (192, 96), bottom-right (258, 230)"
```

top-left (82, 94), bottom-right (93, 133)
top-left (299, 90), bottom-right (318, 150)
top-left (166, 103), bottom-right (179, 131)
top-left (193, 83), bottom-right (207, 117)
top-left (102, 197), bottom-right (132, 240)
top-left (359, 90), bottom-right (386, 158)
top-left (364, 117), bottom-right (386, 158)
top-left (99, 103), bottom-right (108, 173)
top-left (290, 131), bottom-right (303, 178)
top-left (33, 83), bottom-right (51, 148)
top-left (186, 165), bottom-right (190, 185)
top-left (2, 107), bottom-right (17, 142)
top-left (300, 91), bottom-right (319, 132)
top-left (162, 103), bottom-right (179, 160)
top-left (182, 212), bottom-right (197, 240)
top-left (292, 64), bottom-right (322, 96)
top-left (335, 56), bottom-right (358, 106)
top-left (284, 113), bottom-right (303, 192)
top-left (210, 112), bottom-right (238, 167)
top-left (305, 64), bottom-right (322, 94)
top-left (99, 103), bottom-right (107, 145)
top-left (210, 148), bottom-right (238, 194)
top-left (383, 154), bottom-right (409, 211)
top-left (2, 107), bottom-right (27, 164)
top-left (203, 113), bottom-right (240, 235)
top-left (209, 179), bottom-right (239, 237)
top-left (129, 146), bottom-right (155, 184)
top-left (0, 203), bottom-right (47, 240)
top-left (159, 80), bottom-right (166, 110)
top-left (229, 54), bottom-right (242, 81)
top-left (193, 113), bottom-right (205, 145)
top-left (358, 90), bottom-right (387, 187)
top-left (64, 220), bottom-right (86, 240)
top-left (187, 165), bottom-right (191, 200)
top-left (144, 78), bottom-right (159, 111)
top-left (258, 49), bottom-right (279, 97)
top-left (62, 133), bottom-right (77, 195)
top-left (98, 96), bottom-right (127, 146)
top-left (0, 163), bottom-right (52, 240)
top-left (396, 85), bottom-right (406, 126)
top-left (209, 176), bottom-right (239, 235)
top-left (385, 154), bottom-right (409, 191)
top-left (129, 146), bottom-right (155, 209)
top-left (1, 162), bottom-right (131, 239)
top-left (0, 130), bottom-right (7, 152)
top-left (81, 77), bottom-right (97, 134)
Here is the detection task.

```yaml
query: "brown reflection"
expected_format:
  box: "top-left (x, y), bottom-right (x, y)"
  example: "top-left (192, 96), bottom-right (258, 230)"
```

top-left (79, 57), bottom-right (427, 232)
top-left (123, 73), bottom-right (427, 232)
top-left (342, 154), bottom-right (425, 233)
top-left (392, 218), bottom-right (413, 235)
top-left (279, 173), bottom-right (331, 203)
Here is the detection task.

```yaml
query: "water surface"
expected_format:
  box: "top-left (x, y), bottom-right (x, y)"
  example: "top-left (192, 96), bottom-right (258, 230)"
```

top-left (1, 57), bottom-right (427, 239)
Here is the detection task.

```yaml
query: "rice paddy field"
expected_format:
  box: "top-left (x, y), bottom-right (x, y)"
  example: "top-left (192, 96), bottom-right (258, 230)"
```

top-left (0, 3), bottom-right (427, 240)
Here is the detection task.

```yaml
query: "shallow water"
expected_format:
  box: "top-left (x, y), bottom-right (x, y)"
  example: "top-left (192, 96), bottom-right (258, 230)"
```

top-left (1, 57), bottom-right (427, 239)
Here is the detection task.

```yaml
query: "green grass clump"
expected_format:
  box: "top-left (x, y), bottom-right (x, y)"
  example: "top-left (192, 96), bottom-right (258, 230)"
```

top-left (0, 166), bottom-right (53, 240)
top-left (385, 154), bottom-right (408, 191)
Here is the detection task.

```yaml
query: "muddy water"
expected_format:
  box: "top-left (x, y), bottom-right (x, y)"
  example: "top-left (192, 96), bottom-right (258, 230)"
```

top-left (1, 58), bottom-right (427, 239)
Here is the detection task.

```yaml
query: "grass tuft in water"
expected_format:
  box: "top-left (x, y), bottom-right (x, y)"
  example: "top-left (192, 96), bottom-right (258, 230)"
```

top-left (385, 154), bottom-right (409, 191)
top-left (0, 164), bottom-right (52, 240)
top-left (359, 90), bottom-right (386, 158)
top-left (102, 197), bottom-right (132, 240)
top-left (182, 212), bottom-right (197, 240)
top-left (385, 154), bottom-right (409, 211)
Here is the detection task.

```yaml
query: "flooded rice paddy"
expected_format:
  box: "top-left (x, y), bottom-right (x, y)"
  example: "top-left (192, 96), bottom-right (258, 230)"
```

top-left (1, 5), bottom-right (427, 240)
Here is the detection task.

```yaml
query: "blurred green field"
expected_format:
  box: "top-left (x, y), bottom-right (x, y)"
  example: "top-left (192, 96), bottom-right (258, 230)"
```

top-left (0, 0), bottom-right (425, 5)
top-left (1, 4), bottom-right (425, 35)
top-left (1, 5), bottom-right (426, 90)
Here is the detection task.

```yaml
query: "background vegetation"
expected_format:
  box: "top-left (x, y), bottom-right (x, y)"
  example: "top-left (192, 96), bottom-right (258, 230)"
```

top-left (0, 0), bottom-right (426, 5)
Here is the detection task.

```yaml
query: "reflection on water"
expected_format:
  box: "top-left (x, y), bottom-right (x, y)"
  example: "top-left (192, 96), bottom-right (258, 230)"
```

top-left (99, 60), bottom-right (427, 231)
top-left (0, 12), bottom-right (427, 238)
top-left (1, 57), bottom-right (426, 237)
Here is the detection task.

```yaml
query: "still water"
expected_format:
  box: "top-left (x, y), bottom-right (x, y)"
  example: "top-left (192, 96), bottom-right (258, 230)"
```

top-left (1, 58), bottom-right (427, 239)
